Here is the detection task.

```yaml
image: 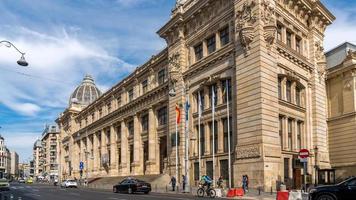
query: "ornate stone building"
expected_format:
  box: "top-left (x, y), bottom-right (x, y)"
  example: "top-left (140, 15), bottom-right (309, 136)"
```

top-left (57, 0), bottom-right (334, 191)
top-left (326, 43), bottom-right (356, 181)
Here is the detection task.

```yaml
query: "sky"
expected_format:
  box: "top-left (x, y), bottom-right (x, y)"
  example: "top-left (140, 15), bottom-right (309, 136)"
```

top-left (0, 0), bottom-right (355, 162)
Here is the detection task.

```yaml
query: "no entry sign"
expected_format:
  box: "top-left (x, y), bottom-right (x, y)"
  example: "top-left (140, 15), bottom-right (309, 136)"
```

top-left (299, 149), bottom-right (310, 159)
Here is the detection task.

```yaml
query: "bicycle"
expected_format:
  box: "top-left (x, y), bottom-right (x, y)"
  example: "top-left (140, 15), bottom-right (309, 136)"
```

top-left (197, 184), bottom-right (216, 198)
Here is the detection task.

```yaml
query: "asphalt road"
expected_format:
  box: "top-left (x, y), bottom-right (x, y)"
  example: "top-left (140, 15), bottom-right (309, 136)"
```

top-left (0, 183), bottom-right (213, 200)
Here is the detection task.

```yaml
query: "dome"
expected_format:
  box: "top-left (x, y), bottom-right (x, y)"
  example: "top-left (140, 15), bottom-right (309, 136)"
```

top-left (69, 74), bottom-right (102, 107)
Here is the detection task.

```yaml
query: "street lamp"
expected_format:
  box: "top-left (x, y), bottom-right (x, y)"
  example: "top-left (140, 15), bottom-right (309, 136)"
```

top-left (0, 40), bottom-right (29, 66)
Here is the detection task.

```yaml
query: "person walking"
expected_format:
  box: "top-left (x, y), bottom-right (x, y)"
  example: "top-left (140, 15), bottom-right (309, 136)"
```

top-left (170, 176), bottom-right (177, 191)
top-left (182, 175), bottom-right (186, 192)
top-left (245, 175), bottom-right (249, 192)
top-left (242, 175), bottom-right (247, 193)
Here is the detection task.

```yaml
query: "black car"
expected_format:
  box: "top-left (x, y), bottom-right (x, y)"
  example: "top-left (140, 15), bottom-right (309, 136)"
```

top-left (309, 177), bottom-right (356, 200)
top-left (113, 178), bottom-right (151, 194)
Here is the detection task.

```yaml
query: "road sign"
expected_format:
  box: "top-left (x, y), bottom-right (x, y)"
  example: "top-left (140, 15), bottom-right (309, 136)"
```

top-left (299, 149), bottom-right (310, 159)
top-left (79, 161), bottom-right (84, 170)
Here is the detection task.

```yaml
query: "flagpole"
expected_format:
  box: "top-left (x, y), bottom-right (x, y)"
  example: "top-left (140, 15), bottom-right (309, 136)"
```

top-left (198, 91), bottom-right (202, 179)
top-left (226, 79), bottom-right (232, 189)
top-left (175, 104), bottom-right (178, 185)
top-left (184, 90), bottom-right (190, 193)
top-left (212, 85), bottom-right (215, 187)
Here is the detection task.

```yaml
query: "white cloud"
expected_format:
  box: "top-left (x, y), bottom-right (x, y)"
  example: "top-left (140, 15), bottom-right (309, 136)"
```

top-left (324, 5), bottom-right (356, 51)
top-left (0, 26), bottom-right (135, 116)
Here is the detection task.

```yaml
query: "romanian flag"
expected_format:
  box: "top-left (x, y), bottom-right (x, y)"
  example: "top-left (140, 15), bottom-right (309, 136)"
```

top-left (175, 104), bottom-right (181, 124)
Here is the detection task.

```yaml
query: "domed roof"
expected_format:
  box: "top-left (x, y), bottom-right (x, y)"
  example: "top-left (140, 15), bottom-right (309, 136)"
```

top-left (69, 74), bottom-right (102, 107)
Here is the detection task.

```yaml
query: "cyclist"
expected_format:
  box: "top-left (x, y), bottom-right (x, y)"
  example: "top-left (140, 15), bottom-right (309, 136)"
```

top-left (200, 175), bottom-right (212, 189)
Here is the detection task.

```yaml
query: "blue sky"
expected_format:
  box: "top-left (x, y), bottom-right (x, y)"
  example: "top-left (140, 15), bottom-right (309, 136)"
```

top-left (0, 0), bottom-right (355, 162)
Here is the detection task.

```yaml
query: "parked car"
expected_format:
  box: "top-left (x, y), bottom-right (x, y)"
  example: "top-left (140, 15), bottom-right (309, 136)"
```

top-left (18, 178), bottom-right (25, 183)
top-left (0, 179), bottom-right (10, 191)
top-left (309, 177), bottom-right (356, 200)
top-left (26, 178), bottom-right (33, 184)
top-left (113, 178), bottom-right (151, 194)
top-left (61, 180), bottom-right (78, 188)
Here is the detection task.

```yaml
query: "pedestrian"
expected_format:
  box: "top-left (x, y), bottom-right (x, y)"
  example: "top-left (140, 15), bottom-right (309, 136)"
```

top-left (242, 175), bottom-right (247, 192)
top-left (217, 176), bottom-right (224, 188)
top-left (170, 176), bottom-right (177, 191)
top-left (182, 175), bottom-right (186, 192)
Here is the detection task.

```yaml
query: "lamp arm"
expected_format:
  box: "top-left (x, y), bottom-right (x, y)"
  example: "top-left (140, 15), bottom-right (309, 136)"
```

top-left (0, 40), bottom-right (25, 55)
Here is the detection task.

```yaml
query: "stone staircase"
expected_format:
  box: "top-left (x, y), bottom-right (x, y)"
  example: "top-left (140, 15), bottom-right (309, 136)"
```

top-left (87, 174), bottom-right (171, 190)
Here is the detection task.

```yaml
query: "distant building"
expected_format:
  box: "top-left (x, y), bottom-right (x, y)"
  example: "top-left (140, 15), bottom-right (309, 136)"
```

top-left (10, 152), bottom-right (19, 178)
top-left (33, 139), bottom-right (43, 178)
top-left (326, 42), bottom-right (356, 180)
top-left (0, 135), bottom-right (11, 178)
top-left (41, 124), bottom-right (60, 181)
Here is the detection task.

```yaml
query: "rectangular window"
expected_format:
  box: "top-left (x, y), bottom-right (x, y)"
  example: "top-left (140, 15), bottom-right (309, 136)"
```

top-left (128, 89), bottom-right (134, 102)
top-left (194, 162), bottom-right (199, 181)
top-left (209, 121), bottom-right (218, 154)
top-left (158, 69), bottom-right (166, 85)
top-left (141, 114), bottom-right (148, 132)
top-left (296, 37), bottom-right (302, 53)
top-left (284, 158), bottom-right (290, 182)
top-left (220, 26), bottom-right (230, 46)
top-left (278, 77), bottom-right (282, 99)
top-left (279, 116), bottom-right (283, 148)
top-left (297, 121), bottom-right (302, 150)
top-left (171, 132), bottom-right (180, 147)
top-left (207, 35), bottom-right (216, 54)
top-left (107, 102), bottom-right (112, 113)
top-left (200, 124), bottom-right (205, 155)
top-left (128, 120), bottom-right (134, 136)
top-left (221, 79), bottom-right (232, 104)
top-left (286, 31), bottom-right (292, 48)
top-left (223, 118), bottom-right (233, 153)
top-left (296, 87), bottom-right (301, 106)
top-left (206, 161), bottom-right (213, 179)
top-left (157, 106), bottom-right (167, 126)
top-left (209, 84), bottom-right (218, 107)
top-left (117, 95), bottom-right (121, 107)
top-left (277, 24), bottom-right (282, 41)
top-left (220, 159), bottom-right (229, 180)
top-left (286, 80), bottom-right (291, 102)
top-left (288, 119), bottom-right (292, 150)
top-left (106, 130), bottom-right (110, 145)
top-left (194, 43), bottom-right (203, 61)
top-left (142, 79), bottom-right (148, 94)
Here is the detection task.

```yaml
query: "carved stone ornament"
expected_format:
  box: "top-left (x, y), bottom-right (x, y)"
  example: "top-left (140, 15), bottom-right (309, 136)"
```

top-left (236, 145), bottom-right (261, 160)
top-left (344, 80), bottom-right (352, 91)
top-left (315, 41), bottom-right (325, 62)
top-left (168, 52), bottom-right (182, 84)
top-left (236, 0), bottom-right (257, 55)
top-left (261, 0), bottom-right (277, 51)
top-left (316, 63), bottom-right (326, 80)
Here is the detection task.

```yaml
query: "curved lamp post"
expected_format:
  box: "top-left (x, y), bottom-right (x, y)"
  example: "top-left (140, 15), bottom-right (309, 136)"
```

top-left (0, 40), bottom-right (29, 66)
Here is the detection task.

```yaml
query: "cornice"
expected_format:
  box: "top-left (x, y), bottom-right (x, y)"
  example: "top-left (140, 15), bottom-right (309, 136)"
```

top-left (276, 40), bottom-right (314, 72)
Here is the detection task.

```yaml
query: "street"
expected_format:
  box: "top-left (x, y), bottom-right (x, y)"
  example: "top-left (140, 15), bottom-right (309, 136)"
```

top-left (0, 183), bottom-right (212, 200)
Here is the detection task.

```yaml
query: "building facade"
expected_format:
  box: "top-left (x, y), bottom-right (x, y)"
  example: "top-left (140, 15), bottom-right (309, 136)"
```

top-left (326, 43), bottom-right (356, 181)
top-left (57, 0), bottom-right (334, 190)
top-left (41, 124), bottom-right (60, 181)
top-left (10, 151), bottom-right (19, 178)
top-left (33, 139), bottom-right (43, 178)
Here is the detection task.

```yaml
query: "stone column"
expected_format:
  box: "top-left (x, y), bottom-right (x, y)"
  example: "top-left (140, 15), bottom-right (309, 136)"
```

top-left (218, 119), bottom-right (224, 153)
top-left (147, 107), bottom-right (159, 174)
top-left (110, 125), bottom-right (118, 175)
top-left (93, 132), bottom-right (99, 172)
top-left (120, 121), bottom-right (129, 175)
top-left (216, 32), bottom-right (221, 50)
top-left (133, 114), bottom-right (143, 175)
top-left (217, 81), bottom-right (223, 105)
top-left (101, 129), bottom-right (107, 173)
top-left (86, 136), bottom-right (92, 175)
top-left (291, 81), bottom-right (297, 104)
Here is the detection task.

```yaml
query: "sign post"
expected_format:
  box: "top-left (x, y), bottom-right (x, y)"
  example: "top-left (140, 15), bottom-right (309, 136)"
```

top-left (299, 149), bottom-right (310, 192)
